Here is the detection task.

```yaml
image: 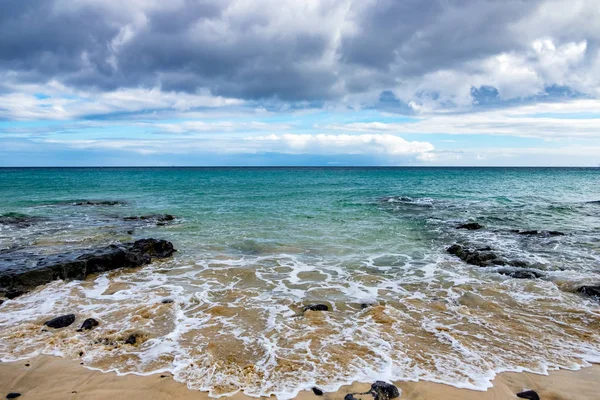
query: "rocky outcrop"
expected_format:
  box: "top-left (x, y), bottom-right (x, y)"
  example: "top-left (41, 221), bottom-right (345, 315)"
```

top-left (123, 214), bottom-right (175, 225)
top-left (446, 244), bottom-right (505, 267)
top-left (456, 222), bottom-right (484, 230)
top-left (447, 244), bottom-right (545, 280)
top-left (0, 239), bottom-right (175, 298)
top-left (0, 213), bottom-right (47, 228)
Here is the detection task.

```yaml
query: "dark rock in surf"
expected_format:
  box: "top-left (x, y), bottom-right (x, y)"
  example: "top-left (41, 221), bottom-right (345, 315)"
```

top-left (303, 304), bottom-right (329, 312)
top-left (312, 387), bottom-right (324, 396)
top-left (77, 318), bottom-right (99, 331)
top-left (446, 244), bottom-right (505, 267)
top-left (516, 390), bottom-right (540, 400)
top-left (344, 395), bottom-right (358, 400)
top-left (509, 259), bottom-right (530, 268)
top-left (123, 214), bottom-right (175, 224)
top-left (125, 333), bottom-right (140, 345)
top-left (577, 285), bottom-right (600, 298)
top-left (512, 230), bottom-right (565, 237)
top-left (6, 393), bottom-right (21, 399)
top-left (0, 213), bottom-right (47, 228)
top-left (44, 314), bottom-right (76, 329)
top-left (0, 239), bottom-right (175, 294)
top-left (497, 269), bottom-right (543, 279)
top-left (72, 200), bottom-right (126, 206)
top-left (370, 381), bottom-right (400, 400)
top-left (161, 298), bottom-right (174, 304)
top-left (5, 289), bottom-right (26, 299)
top-left (456, 222), bottom-right (484, 230)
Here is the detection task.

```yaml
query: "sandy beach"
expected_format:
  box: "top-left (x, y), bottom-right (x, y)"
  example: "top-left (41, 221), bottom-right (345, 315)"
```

top-left (1, 356), bottom-right (599, 400)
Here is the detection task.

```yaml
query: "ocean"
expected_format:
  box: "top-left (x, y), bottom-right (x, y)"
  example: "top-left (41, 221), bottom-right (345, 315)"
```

top-left (1, 167), bottom-right (599, 398)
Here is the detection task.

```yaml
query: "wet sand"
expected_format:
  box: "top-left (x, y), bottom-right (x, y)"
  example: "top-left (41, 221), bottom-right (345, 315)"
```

top-left (1, 356), bottom-right (599, 400)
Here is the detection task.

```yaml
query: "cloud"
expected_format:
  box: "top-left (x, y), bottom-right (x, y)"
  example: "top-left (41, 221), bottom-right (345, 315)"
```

top-left (1, 0), bottom-right (599, 109)
top-left (249, 133), bottom-right (434, 157)
top-left (37, 133), bottom-right (435, 161)
top-left (324, 99), bottom-right (600, 139)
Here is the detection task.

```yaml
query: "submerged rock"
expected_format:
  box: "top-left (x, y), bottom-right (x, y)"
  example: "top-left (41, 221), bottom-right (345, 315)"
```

top-left (44, 314), bottom-right (76, 329)
top-left (0, 213), bottom-right (47, 228)
top-left (0, 239), bottom-right (176, 294)
top-left (6, 393), bottom-right (21, 399)
top-left (497, 269), bottom-right (543, 279)
top-left (123, 214), bottom-right (175, 225)
top-left (370, 381), bottom-right (400, 400)
top-left (72, 200), bottom-right (126, 206)
top-left (77, 318), bottom-right (99, 331)
top-left (303, 304), bottom-right (329, 312)
top-left (577, 285), bottom-right (600, 298)
top-left (456, 222), bottom-right (484, 230)
top-left (512, 229), bottom-right (565, 237)
top-left (516, 390), bottom-right (540, 400)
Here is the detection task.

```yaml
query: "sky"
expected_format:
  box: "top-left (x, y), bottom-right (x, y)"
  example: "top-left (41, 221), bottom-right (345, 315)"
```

top-left (1, 0), bottom-right (600, 166)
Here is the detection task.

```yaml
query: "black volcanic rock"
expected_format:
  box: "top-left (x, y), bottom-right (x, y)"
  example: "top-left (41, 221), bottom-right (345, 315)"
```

top-left (371, 381), bottom-right (400, 400)
top-left (512, 230), bottom-right (565, 237)
top-left (577, 285), bottom-right (600, 298)
top-left (446, 244), bottom-right (504, 267)
top-left (312, 387), bottom-right (323, 396)
top-left (6, 393), bottom-right (21, 399)
top-left (456, 222), bottom-right (484, 230)
top-left (5, 289), bottom-right (26, 299)
top-left (303, 304), bottom-right (329, 312)
top-left (0, 213), bottom-right (47, 228)
top-left (498, 269), bottom-right (543, 279)
top-left (77, 318), bottom-right (99, 331)
top-left (517, 390), bottom-right (540, 400)
top-left (44, 314), bottom-right (76, 329)
top-left (0, 239), bottom-right (175, 294)
top-left (72, 200), bottom-right (126, 206)
top-left (125, 333), bottom-right (141, 345)
top-left (123, 214), bottom-right (175, 224)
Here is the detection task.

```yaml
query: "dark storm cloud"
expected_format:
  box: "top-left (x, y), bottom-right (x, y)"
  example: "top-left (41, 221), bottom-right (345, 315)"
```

top-left (0, 0), bottom-right (597, 103)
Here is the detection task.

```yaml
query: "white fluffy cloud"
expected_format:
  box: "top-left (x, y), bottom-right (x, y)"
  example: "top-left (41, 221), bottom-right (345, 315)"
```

top-left (325, 99), bottom-right (600, 139)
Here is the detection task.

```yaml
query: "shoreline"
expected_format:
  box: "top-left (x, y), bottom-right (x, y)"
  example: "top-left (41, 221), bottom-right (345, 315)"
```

top-left (1, 356), bottom-right (600, 399)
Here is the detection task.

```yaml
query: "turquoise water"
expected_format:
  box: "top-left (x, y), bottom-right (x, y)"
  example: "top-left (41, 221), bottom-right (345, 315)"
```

top-left (1, 167), bottom-right (600, 398)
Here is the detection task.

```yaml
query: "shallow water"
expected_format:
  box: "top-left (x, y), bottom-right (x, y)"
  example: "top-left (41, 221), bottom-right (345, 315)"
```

top-left (1, 167), bottom-right (600, 398)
